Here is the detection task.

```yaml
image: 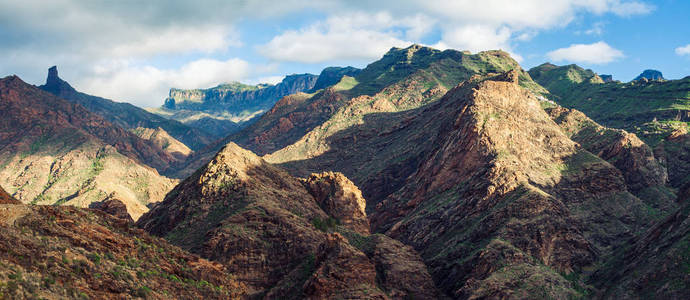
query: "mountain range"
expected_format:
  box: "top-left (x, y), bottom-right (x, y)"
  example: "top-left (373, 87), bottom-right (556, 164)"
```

top-left (1, 44), bottom-right (689, 299)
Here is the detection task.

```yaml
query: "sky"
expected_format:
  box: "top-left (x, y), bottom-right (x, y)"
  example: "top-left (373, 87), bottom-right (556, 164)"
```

top-left (1, 0), bottom-right (689, 108)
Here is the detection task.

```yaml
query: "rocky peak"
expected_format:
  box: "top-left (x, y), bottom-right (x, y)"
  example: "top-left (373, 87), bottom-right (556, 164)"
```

top-left (42, 66), bottom-right (75, 94)
top-left (89, 197), bottom-right (134, 223)
top-left (303, 172), bottom-right (370, 234)
top-left (600, 74), bottom-right (614, 82)
top-left (634, 69), bottom-right (664, 81)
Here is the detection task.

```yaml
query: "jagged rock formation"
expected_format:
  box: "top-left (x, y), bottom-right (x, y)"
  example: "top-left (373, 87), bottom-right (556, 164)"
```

top-left (634, 69), bottom-right (665, 81)
top-left (0, 204), bottom-right (246, 299)
top-left (303, 172), bottom-right (369, 235)
top-left (0, 76), bottom-right (175, 219)
top-left (131, 127), bottom-right (192, 161)
top-left (150, 73), bottom-right (318, 137)
top-left (40, 66), bottom-right (213, 152)
top-left (89, 197), bottom-right (135, 223)
top-left (137, 142), bottom-right (439, 298)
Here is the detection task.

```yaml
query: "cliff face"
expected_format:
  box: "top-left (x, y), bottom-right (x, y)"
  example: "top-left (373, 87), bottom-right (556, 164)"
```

top-left (153, 73), bottom-right (318, 137)
top-left (40, 66), bottom-right (214, 152)
top-left (0, 76), bottom-right (175, 220)
top-left (0, 203), bottom-right (246, 299)
top-left (137, 142), bottom-right (440, 298)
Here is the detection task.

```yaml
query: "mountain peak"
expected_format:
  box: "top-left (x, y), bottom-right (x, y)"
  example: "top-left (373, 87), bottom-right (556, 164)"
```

top-left (41, 65), bottom-right (75, 93)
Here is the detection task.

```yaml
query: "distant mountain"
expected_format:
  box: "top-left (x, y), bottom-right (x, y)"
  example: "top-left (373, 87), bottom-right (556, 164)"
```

top-left (150, 73), bottom-right (319, 137)
top-left (39, 67), bottom-right (214, 151)
top-left (634, 69), bottom-right (665, 81)
top-left (0, 75), bottom-right (175, 219)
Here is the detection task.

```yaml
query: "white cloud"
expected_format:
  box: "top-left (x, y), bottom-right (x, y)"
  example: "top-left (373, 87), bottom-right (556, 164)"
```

top-left (547, 41), bottom-right (624, 64)
top-left (75, 58), bottom-right (252, 108)
top-left (676, 45), bottom-right (690, 56)
top-left (259, 12), bottom-right (413, 63)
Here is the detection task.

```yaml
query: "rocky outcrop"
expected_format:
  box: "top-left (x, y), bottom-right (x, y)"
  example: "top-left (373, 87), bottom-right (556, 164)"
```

top-left (40, 66), bottom-right (214, 152)
top-left (137, 142), bottom-right (439, 298)
top-left (634, 69), bottom-right (665, 81)
top-left (0, 204), bottom-right (246, 299)
top-left (303, 172), bottom-right (369, 234)
top-left (89, 197), bottom-right (134, 223)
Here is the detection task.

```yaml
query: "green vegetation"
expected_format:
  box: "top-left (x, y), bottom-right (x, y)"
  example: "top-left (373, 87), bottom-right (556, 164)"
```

top-left (311, 216), bottom-right (339, 232)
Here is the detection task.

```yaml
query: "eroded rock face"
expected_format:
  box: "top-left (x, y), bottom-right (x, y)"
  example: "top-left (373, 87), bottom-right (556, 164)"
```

top-left (303, 172), bottom-right (370, 234)
top-left (89, 197), bottom-right (134, 223)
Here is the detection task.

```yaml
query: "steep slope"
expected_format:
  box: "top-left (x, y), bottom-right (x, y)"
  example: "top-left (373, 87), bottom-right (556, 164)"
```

top-left (0, 203), bottom-right (245, 299)
top-left (0, 76), bottom-right (175, 219)
top-left (173, 45), bottom-right (548, 179)
top-left (40, 66), bottom-right (214, 151)
top-left (546, 106), bottom-right (677, 216)
top-left (529, 63), bottom-right (690, 188)
top-left (592, 194), bottom-right (690, 298)
top-left (151, 73), bottom-right (318, 137)
top-left (370, 73), bottom-right (661, 298)
top-left (132, 127), bottom-right (192, 161)
top-left (137, 143), bottom-right (440, 298)
top-left (255, 69), bottom-right (661, 298)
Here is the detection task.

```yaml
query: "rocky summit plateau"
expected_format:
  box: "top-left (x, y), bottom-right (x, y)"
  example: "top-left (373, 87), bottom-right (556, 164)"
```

top-left (1, 23), bottom-right (690, 300)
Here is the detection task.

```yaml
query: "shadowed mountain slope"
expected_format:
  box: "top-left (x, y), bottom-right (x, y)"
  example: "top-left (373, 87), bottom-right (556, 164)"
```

top-left (40, 66), bottom-right (214, 151)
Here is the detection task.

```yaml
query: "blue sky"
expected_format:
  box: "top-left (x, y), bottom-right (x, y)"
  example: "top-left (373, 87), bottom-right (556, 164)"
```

top-left (1, 0), bottom-right (689, 107)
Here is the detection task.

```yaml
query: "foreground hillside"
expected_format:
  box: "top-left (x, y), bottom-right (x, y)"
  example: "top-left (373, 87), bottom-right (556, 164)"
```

top-left (0, 188), bottom-right (246, 299)
top-left (0, 76), bottom-right (175, 219)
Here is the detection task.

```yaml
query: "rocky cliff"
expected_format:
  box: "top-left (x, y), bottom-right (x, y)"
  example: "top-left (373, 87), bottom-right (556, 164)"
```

top-left (152, 73), bottom-right (318, 137)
